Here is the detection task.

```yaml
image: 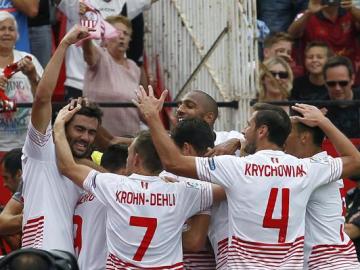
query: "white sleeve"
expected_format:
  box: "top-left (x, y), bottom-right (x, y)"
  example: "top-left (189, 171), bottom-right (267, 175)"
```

top-left (58, 0), bottom-right (80, 24)
top-left (181, 179), bottom-right (213, 219)
top-left (307, 156), bottom-right (343, 189)
top-left (22, 121), bottom-right (54, 161)
top-left (126, 0), bottom-right (151, 19)
top-left (195, 156), bottom-right (239, 188)
top-left (83, 170), bottom-right (123, 206)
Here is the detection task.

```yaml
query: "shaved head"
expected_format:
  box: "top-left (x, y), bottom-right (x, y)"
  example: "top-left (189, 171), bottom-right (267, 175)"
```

top-left (191, 90), bottom-right (219, 119)
top-left (176, 90), bottom-right (218, 127)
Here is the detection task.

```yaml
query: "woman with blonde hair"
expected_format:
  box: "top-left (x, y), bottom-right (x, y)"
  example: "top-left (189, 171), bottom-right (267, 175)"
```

top-left (258, 56), bottom-right (293, 113)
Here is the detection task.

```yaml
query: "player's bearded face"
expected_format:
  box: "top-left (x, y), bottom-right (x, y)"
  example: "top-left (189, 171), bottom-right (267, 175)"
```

top-left (243, 113), bottom-right (258, 154)
top-left (66, 115), bottom-right (99, 159)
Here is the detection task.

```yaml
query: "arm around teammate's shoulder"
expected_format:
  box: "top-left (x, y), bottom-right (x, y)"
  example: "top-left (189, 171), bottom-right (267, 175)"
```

top-left (53, 103), bottom-right (93, 188)
top-left (292, 104), bottom-right (360, 179)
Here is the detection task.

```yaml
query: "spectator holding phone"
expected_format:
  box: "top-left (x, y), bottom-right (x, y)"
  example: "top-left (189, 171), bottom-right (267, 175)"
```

top-left (288, 0), bottom-right (360, 83)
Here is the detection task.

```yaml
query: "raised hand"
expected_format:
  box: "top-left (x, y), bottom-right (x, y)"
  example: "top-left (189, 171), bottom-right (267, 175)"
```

top-left (61, 24), bottom-right (90, 46)
top-left (132, 85), bottom-right (168, 122)
top-left (54, 102), bottom-right (82, 130)
top-left (308, 0), bottom-right (328, 13)
top-left (18, 57), bottom-right (37, 80)
top-left (291, 103), bottom-right (326, 127)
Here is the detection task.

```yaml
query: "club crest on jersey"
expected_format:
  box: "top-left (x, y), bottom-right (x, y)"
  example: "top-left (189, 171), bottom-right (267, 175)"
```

top-left (208, 157), bottom-right (216, 171)
top-left (186, 181), bottom-right (201, 189)
top-left (310, 156), bottom-right (330, 164)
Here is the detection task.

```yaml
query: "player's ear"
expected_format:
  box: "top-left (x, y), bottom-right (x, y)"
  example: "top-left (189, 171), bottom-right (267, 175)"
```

top-left (301, 131), bottom-right (310, 145)
top-left (182, 142), bottom-right (192, 156)
top-left (203, 112), bottom-right (215, 126)
top-left (15, 169), bottom-right (22, 182)
top-left (257, 124), bottom-right (268, 139)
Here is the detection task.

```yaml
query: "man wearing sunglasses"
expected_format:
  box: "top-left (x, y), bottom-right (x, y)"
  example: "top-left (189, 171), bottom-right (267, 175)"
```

top-left (324, 56), bottom-right (360, 138)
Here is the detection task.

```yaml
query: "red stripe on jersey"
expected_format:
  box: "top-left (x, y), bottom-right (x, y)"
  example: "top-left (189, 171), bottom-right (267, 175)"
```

top-left (183, 250), bottom-right (216, 269)
top-left (28, 126), bottom-right (51, 147)
top-left (227, 236), bottom-right (304, 269)
top-left (216, 237), bottom-right (228, 269)
top-left (106, 253), bottom-right (184, 270)
top-left (22, 216), bottom-right (45, 248)
top-left (308, 240), bottom-right (360, 269)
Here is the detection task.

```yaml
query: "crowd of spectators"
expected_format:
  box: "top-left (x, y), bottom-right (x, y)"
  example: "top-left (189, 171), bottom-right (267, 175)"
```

top-left (0, 0), bottom-right (359, 268)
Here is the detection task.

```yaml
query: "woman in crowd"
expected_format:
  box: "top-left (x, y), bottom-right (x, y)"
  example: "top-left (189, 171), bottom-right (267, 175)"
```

top-left (0, 11), bottom-right (43, 152)
top-left (82, 15), bottom-right (141, 137)
top-left (257, 56), bottom-right (293, 113)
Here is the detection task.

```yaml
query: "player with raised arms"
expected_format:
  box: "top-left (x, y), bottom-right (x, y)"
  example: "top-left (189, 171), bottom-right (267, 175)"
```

top-left (133, 85), bottom-right (360, 269)
top-left (53, 103), bottom-right (225, 269)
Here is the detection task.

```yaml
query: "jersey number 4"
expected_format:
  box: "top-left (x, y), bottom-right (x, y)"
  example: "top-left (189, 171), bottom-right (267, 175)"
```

top-left (262, 188), bottom-right (290, 243)
top-left (130, 216), bottom-right (157, 261)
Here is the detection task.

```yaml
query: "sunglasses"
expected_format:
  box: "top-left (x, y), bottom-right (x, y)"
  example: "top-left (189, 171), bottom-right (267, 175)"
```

top-left (325, 80), bottom-right (350, 87)
top-left (269, 71), bottom-right (289, 79)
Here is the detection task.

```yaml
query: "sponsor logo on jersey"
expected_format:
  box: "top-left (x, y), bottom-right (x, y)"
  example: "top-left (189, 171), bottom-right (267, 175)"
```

top-left (310, 156), bottom-right (330, 164)
top-left (185, 181), bottom-right (201, 189)
top-left (208, 157), bottom-right (216, 171)
top-left (91, 173), bottom-right (98, 188)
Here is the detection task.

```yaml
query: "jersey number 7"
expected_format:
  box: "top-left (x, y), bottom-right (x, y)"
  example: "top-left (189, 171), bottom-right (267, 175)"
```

top-left (262, 188), bottom-right (290, 243)
top-left (130, 216), bottom-right (157, 261)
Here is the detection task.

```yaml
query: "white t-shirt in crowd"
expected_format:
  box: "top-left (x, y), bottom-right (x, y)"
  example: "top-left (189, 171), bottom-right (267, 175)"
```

top-left (0, 50), bottom-right (43, 151)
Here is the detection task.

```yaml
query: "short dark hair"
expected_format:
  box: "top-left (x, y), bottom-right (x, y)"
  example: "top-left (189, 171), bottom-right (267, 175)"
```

top-left (289, 110), bottom-right (325, 147)
top-left (73, 101), bottom-right (103, 125)
top-left (263, 32), bottom-right (293, 49)
top-left (295, 122), bottom-right (325, 147)
top-left (305, 40), bottom-right (333, 58)
top-left (133, 131), bottom-right (163, 174)
top-left (252, 103), bottom-right (291, 147)
top-left (101, 144), bottom-right (128, 173)
top-left (0, 148), bottom-right (22, 177)
top-left (171, 118), bottom-right (215, 156)
top-left (323, 56), bottom-right (353, 79)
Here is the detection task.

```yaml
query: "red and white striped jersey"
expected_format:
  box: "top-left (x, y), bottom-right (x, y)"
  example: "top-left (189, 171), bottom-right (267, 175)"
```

top-left (159, 171), bottom-right (216, 270)
top-left (208, 130), bottom-right (244, 269)
top-left (21, 122), bottom-right (81, 253)
top-left (74, 191), bottom-right (107, 270)
top-left (83, 170), bottom-right (213, 269)
top-left (304, 152), bottom-right (360, 269)
top-left (183, 249), bottom-right (216, 270)
top-left (196, 150), bottom-right (342, 269)
top-left (208, 202), bottom-right (228, 270)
